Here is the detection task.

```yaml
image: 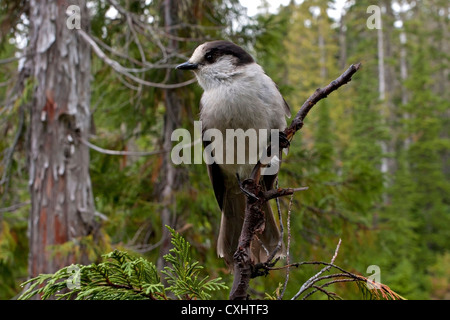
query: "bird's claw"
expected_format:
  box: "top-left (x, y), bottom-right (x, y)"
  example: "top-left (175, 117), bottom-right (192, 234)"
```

top-left (236, 173), bottom-right (259, 201)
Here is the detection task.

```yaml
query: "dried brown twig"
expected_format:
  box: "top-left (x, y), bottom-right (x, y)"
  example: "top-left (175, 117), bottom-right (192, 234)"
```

top-left (269, 239), bottom-right (405, 300)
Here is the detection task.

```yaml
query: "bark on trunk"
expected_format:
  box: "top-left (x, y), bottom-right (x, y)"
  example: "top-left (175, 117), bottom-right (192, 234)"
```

top-left (156, 0), bottom-right (182, 269)
top-left (27, 0), bottom-right (98, 279)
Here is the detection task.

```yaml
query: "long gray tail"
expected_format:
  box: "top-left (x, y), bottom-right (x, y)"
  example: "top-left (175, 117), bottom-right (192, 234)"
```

top-left (217, 188), bottom-right (285, 269)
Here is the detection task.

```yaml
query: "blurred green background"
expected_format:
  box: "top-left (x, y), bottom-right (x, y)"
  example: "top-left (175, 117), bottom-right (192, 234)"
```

top-left (0, 0), bottom-right (448, 299)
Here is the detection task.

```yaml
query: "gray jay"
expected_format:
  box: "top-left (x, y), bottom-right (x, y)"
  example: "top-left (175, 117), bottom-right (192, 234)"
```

top-left (176, 40), bottom-right (291, 268)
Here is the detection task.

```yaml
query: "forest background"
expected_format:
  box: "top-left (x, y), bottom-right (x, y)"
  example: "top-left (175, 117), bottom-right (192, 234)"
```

top-left (0, 0), bottom-right (448, 300)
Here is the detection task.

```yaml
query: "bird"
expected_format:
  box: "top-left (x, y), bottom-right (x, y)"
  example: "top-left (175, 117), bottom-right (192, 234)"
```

top-left (176, 40), bottom-right (291, 268)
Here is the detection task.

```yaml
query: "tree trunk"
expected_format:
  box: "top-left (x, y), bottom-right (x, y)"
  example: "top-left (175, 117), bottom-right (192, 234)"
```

top-left (377, 13), bottom-right (386, 102)
top-left (377, 5), bottom-right (388, 176)
top-left (338, 12), bottom-right (347, 70)
top-left (156, 0), bottom-right (182, 269)
top-left (399, 30), bottom-right (411, 149)
top-left (27, 0), bottom-right (99, 280)
top-left (375, 3), bottom-right (394, 210)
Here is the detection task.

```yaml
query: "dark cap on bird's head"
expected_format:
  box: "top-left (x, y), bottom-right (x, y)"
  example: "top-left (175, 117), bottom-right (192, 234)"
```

top-left (176, 40), bottom-right (254, 71)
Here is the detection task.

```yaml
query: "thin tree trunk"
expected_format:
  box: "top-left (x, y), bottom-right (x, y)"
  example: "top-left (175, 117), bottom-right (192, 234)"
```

top-left (399, 30), bottom-right (411, 149)
top-left (377, 17), bottom-right (386, 102)
top-left (375, 3), bottom-right (393, 212)
top-left (317, 11), bottom-right (327, 80)
top-left (157, 0), bottom-right (181, 269)
top-left (338, 12), bottom-right (347, 70)
top-left (27, 0), bottom-right (99, 281)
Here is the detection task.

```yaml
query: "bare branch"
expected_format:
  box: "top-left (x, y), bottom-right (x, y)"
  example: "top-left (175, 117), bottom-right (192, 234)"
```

top-left (303, 280), bottom-right (352, 300)
top-left (0, 201), bottom-right (31, 214)
top-left (278, 193), bottom-right (294, 300)
top-left (307, 284), bottom-right (343, 300)
top-left (262, 186), bottom-right (307, 266)
top-left (77, 29), bottom-right (197, 89)
top-left (291, 239), bottom-right (342, 300)
top-left (271, 179), bottom-right (285, 265)
top-left (127, 14), bottom-right (147, 65)
top-left (263, 186), bottom-right (308, 201)
top-left (80, 138), bottom-right (169, 157)
top-left (287, 63), bottom-right (362, 138)
top-left (250, 63), bottom-right (363, 180)
top-left (0, 55), bottom-right (24, 65)
top-left (81, 137), bottom-right (202, 157)
top-left (90, 34), bottom-right (148, 68)
top-left (106, 0), bottom-right (168, 60)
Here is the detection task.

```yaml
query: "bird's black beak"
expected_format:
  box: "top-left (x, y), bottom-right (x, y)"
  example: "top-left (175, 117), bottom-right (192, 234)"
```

top-left (176, 61), bottom-right (198, 70)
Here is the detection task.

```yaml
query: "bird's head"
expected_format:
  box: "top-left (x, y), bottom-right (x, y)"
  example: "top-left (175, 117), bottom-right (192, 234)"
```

top-left (176, 40), bottom-right (255, 90)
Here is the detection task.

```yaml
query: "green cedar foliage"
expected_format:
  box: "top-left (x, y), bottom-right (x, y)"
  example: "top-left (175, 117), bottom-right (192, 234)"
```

top-left (18, 226), bottom-right (227, 300)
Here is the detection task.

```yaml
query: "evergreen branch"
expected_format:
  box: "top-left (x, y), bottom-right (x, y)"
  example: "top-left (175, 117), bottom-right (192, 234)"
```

top-left (162, 226), bottom-right (228, 299)
top-left (18, 226), bottom-right (227, 300)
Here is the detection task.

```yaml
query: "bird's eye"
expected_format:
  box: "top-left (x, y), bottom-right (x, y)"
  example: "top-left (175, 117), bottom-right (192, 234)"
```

top-left (205, 53), bottom-right (214, 63)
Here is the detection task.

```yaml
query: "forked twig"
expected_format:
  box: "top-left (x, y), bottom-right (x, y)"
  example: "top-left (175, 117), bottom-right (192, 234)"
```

top-left (291, 239), bottom-right (341, 300)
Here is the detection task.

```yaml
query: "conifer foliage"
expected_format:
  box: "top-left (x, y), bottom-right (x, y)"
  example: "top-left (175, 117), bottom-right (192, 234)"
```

top-left (18, 227), bottom-right (227, 300)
